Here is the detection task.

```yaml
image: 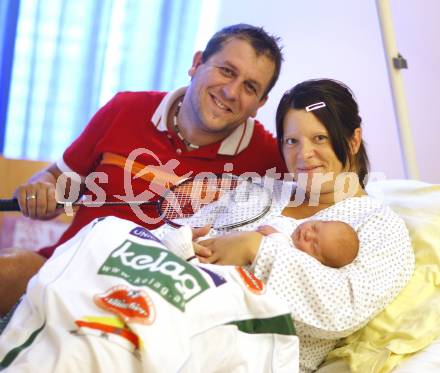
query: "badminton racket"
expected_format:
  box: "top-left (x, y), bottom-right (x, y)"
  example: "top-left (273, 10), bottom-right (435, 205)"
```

top-left (0, 174), bottom-right (272, 229)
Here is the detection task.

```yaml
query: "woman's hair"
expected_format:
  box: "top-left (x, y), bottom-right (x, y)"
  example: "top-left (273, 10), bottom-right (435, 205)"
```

top-left (275, 79), bottom-right (370, 187)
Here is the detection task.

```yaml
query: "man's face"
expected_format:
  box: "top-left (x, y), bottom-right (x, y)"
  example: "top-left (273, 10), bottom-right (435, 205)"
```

top-left (184, 38), bottom-right (275, 139)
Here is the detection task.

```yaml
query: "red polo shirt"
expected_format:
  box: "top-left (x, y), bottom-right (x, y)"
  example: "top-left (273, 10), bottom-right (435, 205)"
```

top-left (38, 88), bottom-right (286, 258)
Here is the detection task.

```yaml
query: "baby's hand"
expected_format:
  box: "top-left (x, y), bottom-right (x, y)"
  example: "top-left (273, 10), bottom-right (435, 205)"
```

top-left (256, 225), bottom-right (279, 236)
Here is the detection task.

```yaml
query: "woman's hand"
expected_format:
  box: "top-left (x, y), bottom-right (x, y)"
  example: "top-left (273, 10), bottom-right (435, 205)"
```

top-left (194, 231), bottom-right (263, 266)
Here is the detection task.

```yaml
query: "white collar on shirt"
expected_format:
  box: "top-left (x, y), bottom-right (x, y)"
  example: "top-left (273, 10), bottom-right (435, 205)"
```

top-left (150, 87), bottom-right (255, 156)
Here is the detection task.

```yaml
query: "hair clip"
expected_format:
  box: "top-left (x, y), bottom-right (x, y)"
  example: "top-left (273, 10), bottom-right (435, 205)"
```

top-left (305, 102), bottom-right (326, 112)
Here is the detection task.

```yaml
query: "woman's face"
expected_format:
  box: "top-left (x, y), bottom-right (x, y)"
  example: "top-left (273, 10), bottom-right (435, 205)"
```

top-left (282, 108), bottom-right (345, 195)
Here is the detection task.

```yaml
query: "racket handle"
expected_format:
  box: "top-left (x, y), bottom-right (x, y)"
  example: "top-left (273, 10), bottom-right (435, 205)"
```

top-left (0, 198), bottom-right (156, 212)
top-left (0, 198), bottom-right (20, 211)
top-left (0, 198), bottom-right (67, 212)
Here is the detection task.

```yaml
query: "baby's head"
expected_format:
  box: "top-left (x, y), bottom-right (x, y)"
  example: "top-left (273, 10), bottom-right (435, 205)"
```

top-left (292, 220), bottom-right (359, 268)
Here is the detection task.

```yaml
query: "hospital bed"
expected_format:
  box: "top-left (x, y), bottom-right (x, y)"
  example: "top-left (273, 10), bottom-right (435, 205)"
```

top-left (1, 156), bottom-right (439, 372)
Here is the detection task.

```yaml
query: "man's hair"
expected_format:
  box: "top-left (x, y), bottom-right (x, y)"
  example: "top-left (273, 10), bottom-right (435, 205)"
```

top-left (201, 23), bottom-right (283, 99)
top-left (275, 79), bottom-right (370, 187)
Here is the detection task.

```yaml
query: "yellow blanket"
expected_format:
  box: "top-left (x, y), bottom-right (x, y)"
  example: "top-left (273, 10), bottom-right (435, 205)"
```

top-left (327, 179), bottom-right (440, 373)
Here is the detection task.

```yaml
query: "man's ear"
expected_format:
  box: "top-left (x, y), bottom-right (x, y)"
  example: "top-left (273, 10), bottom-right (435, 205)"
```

top-left (250, 95), bottom-right (268, 118)
top-left (350, 127), bottom-right (362, 155)
top-left (188, 51), bottom-right (203, 78)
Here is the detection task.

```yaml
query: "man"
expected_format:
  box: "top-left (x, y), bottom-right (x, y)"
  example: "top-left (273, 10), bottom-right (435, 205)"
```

top-left (0, 24), bottom-right (285, 316)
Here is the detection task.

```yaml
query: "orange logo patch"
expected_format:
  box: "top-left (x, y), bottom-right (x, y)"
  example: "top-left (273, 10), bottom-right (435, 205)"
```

top-left (94, 285), bottom-right (155, 325)
top-left (74, 318), bottom-right (141, 350)
top-left (235, 266), bottom-right (265, 294)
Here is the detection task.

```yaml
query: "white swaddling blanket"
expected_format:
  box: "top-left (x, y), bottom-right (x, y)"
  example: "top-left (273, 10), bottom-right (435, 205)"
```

top-left (0, 216), bottom-right (298, 373)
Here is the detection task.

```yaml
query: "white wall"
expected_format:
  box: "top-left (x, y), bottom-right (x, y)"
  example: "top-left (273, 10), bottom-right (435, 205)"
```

top-left (212, 0), bottom-right (440, 183)
top-left (390, 0), bottom-right (440, 182)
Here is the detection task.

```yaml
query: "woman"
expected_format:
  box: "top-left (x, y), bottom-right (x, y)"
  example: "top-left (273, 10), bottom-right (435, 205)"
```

top-left (194, 79), bottom-right (415, 372)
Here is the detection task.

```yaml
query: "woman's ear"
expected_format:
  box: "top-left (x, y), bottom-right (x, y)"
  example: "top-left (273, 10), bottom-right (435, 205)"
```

top-left (188, 51), bottom-right (203, 78)
top-left (350, 128), bottom-right (362, 155)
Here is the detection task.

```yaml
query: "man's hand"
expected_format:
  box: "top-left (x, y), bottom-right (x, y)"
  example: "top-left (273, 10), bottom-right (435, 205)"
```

top-left (15, 179), bottom-right (59, 219)
top-left (14, 163), bottom-right (75, 220)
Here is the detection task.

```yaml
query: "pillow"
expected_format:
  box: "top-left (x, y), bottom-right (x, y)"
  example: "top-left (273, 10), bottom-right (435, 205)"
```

top-left (325, 179), bottom-right (440, 373)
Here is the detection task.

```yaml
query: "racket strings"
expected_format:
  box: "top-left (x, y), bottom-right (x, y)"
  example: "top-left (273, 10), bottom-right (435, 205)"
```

top-left (159, 177), bottom-right (272, 229)
top-left (161, 178), bottom-right (237, 219)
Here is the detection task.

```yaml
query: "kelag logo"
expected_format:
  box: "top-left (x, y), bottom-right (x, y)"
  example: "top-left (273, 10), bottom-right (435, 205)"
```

top-left (98, 241), bottom-right (209, 311)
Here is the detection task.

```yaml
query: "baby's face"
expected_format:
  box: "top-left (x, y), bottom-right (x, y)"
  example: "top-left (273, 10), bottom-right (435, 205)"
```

top-left (292, 221), bottom-right (357, 267)
top-left (292, 221), bottom-right (331, 262)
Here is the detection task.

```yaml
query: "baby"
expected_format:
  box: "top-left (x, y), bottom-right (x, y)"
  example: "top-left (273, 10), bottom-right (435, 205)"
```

top-left (161, 219), bottom-right (359, 269)
top-left (257, 220), bottom-right (359, 268)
